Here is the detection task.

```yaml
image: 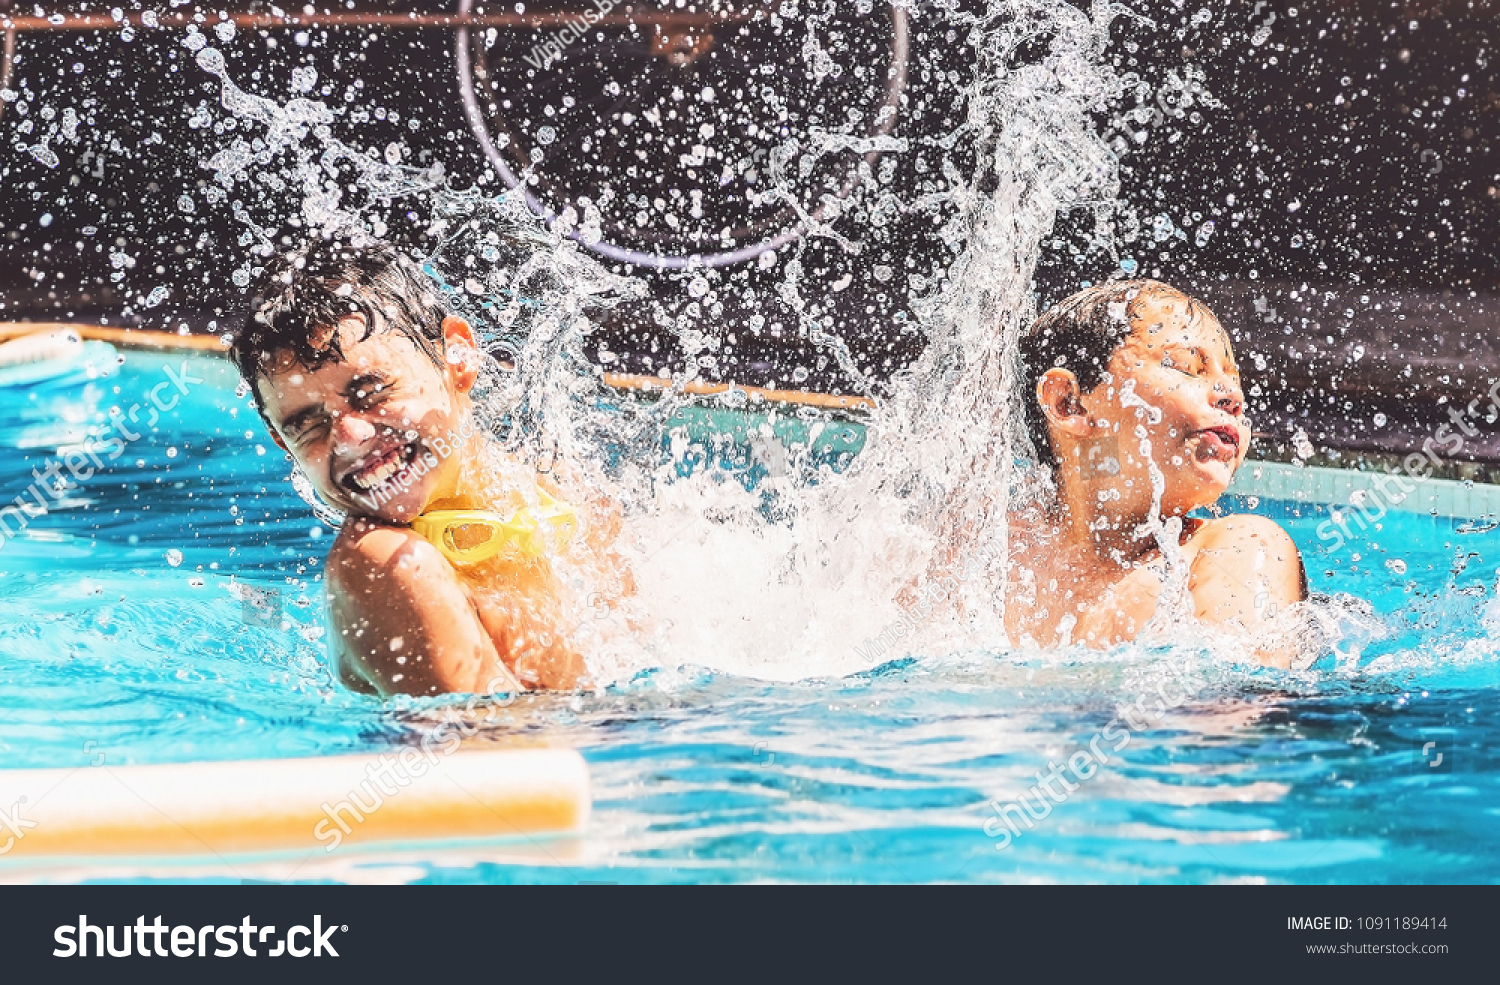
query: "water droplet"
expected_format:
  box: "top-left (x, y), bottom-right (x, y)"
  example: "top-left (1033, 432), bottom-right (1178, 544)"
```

top-left (536, 126), bottom-right (557, 145)
top-left (195, 47), bottom-right (226, 76)
top-left (177, 194), bottom-right (195, 214)
top-left (1373, 412), bottom-right (1387, 427)
top-left (688, 276), bottom-right (710, 298)
top-left (291, 66), bottom-right (317, 92)
top-left (144, 286), bottom-right (169, 308)
top-left (28, 145), bottom-right (59, 169)
top-left (166, 549), bottom-right (183, 567)
top-left (1119, 257), bottom-right (1138, 275)
top-left (1386, 559), bottom-right (1407, 575)
top-left (39, 213), bottom-right (53, 227)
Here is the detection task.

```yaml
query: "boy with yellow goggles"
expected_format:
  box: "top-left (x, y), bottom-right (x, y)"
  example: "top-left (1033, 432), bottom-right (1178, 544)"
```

top-left (408, 490), bottom-right (579, 566)
top-left (236, 242), bottom-right (621, 697)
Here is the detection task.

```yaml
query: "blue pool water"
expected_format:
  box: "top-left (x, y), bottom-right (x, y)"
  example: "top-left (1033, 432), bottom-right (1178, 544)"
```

top-left (2, 348), bottom-right (1498, 883)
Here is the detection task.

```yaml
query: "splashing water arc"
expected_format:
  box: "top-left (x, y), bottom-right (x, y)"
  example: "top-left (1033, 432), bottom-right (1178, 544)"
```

top-left (188, 0), bottom-right (1338, 682)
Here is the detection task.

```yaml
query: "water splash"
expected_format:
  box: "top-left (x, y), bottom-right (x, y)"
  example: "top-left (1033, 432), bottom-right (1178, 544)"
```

top-left (808, 0), bottom-right (1128, 656)
top-left (186, 1), bottom-right (1328, 682)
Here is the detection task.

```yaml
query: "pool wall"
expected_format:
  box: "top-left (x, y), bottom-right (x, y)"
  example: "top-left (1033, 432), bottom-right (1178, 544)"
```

top-left (6, 322), bottom-right (1499, 526)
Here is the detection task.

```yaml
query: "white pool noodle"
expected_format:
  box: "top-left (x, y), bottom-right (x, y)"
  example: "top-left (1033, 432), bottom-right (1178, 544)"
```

top-left (0, 748), bottom-right (589, 856)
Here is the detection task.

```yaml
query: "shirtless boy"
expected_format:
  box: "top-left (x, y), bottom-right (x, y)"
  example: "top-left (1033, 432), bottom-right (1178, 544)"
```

top-left (232, 240), bottom-right (620, 696)
top-left (1008, 279), bottom-right (1308, 665)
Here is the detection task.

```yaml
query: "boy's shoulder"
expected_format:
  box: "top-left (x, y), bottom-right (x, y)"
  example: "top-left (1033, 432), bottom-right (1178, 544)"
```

top-left (325, 518), bottom-right (452, 588)
top-left (1189, 512), bottom-right (1307, 598)
top-left (1192, 512), bottom-right (1299, 552)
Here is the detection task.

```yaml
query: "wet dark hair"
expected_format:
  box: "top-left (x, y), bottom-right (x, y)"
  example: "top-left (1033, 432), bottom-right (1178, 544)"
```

top-left (1019, 278), bottom-right (1210, 472)
top-left (229, 240), bottom-right (450, 416)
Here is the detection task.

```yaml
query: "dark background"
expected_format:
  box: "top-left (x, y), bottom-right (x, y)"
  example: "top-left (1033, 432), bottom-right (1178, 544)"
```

top-left (1, 0), bottom-right (1496, 462)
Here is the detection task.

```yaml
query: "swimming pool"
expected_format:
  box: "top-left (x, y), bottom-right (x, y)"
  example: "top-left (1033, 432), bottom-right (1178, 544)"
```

top-left (2, 346), bottom-right (1498, 883)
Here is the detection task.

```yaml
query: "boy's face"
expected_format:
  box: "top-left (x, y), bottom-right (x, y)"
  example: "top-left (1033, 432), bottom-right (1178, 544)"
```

top-left (1083, 292), bottom-right (1250, 515)
top-left (256, 315), bottom-right (477, 522)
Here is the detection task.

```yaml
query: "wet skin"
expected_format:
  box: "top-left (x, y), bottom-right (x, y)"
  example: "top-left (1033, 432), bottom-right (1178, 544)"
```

top-left (256, 314), bottom-right (587, 696)
top-left (1007, 290), bottom-right (1308, 665)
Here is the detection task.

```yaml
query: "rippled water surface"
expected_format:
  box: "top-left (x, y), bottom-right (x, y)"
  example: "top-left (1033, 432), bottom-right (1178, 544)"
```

top-left (2, 352), bottom-right (1498, 883)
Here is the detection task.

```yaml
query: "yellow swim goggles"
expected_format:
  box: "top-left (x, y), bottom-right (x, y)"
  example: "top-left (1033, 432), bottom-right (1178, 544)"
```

top-left (409, 491), bottom-right (578, 566)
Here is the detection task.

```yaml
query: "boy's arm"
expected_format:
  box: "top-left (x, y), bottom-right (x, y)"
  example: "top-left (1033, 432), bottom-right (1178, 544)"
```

top-left (1188, 514), bottom-right (1309, 668)
top-left (325, 520), bottom-right (523, 697)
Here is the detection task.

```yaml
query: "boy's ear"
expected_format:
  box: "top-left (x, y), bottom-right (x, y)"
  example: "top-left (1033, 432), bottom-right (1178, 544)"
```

top-left (1037, 368), bottom-right (1092, 439)
top-left (440, 315), bottom-right (481, 393)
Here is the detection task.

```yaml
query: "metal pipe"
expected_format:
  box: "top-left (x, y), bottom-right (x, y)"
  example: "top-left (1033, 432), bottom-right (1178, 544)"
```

top-left (0, 9), bottom-right (748, 32)
top-left (0, 28), bottom-right (12, 124)
top-left (0, 3), bottom-right (755, 129)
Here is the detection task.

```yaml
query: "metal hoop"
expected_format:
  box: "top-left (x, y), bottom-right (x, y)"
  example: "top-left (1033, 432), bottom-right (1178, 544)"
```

top-left (455, 0), bottom-right (908, 270)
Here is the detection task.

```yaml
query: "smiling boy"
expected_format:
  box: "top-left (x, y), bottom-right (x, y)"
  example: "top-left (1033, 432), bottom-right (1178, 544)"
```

top-left (1007, 279), bottom-right (1308, 665)
top-left (232, 240), bottom-right (619, 696)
